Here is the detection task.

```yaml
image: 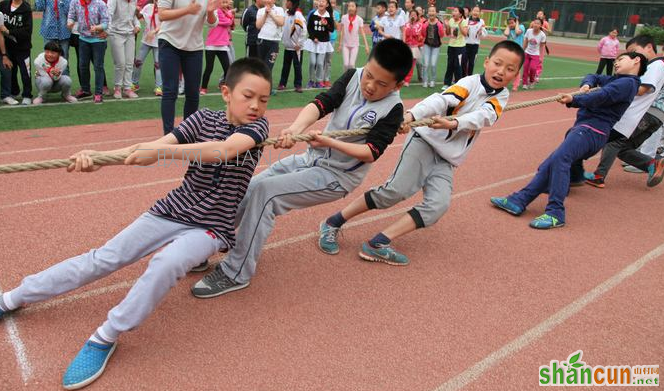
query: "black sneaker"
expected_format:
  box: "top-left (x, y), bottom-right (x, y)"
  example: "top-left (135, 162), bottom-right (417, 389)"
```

top-left (190, 264), bottom-right (249, 298)
top-left (190, 259), bottom-right (210, 272)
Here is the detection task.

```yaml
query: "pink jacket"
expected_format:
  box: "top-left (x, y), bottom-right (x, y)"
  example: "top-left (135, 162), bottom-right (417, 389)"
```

top-left (404, 21), bottom-right (425, 47)
top-left (205, 9), bottom-right (234, 47)
top-left (597, 36), bottom-right (619, 59)
top-left (420, 19), bottom-right (446, 43)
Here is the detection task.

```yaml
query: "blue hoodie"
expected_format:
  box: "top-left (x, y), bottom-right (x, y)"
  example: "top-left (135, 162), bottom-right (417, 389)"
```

top-left (568, 73), bottom-right (640, 134)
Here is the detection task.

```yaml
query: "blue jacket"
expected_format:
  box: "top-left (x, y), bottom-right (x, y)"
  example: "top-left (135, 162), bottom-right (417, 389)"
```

top-left (35, 0), bottom-right (71, 40)
top-left (568, 74), bottom-right (640, 134)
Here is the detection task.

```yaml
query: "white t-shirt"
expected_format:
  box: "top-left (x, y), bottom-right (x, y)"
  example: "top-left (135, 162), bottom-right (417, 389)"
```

top-left (614, 58), bottom-right (664, 138)
top-left (34, 53), bottom-right (69, 81)
top-left (257, 6), bottom-right (285, 41)
top-left (140, 4), bottom-right (161, 47)
top-left (524, 28), bottom-right (546, 56)
top-left (466, 18), bottom-right (486, 45)
top-left (157, 0), bottom-right (218, 51)
top-left (380, 14), bottom-right (405, 40)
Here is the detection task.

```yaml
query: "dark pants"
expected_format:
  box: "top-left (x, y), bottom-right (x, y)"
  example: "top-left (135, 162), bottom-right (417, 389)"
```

top-left (444, 46), bottom-right (465, 85)
top-left (462, 43), bottom-right (479, 77)
top-left (595, 113), bottom-right (664, 177)
top-left (508, 125), bottom-right (608, 222)
top-left (78, 40), bottom-right (107, 95)
top-left (0, 63), bottom-right (11, 99)
top-left (158, 39), bottom-right (203, 134)
top-left (201, 50), bottom-right (230, 89)
top-left (257, 39), bottom-right (279, 71)
top-left (7, 50), bottom-right (32, 98)
top-left (279, 49), bottom-right (302, 88)
top-left (246, 43), bottom-right (258, 58)
top-left (596, 58), bottom-right (614, 76)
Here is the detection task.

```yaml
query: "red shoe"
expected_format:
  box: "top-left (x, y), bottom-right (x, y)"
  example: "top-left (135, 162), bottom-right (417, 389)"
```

top-left (93, 94), bottom-right (103, 104)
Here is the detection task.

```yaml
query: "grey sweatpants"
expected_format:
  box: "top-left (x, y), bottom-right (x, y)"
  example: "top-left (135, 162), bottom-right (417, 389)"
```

top-left (366, 132), bottom-right (454, 228)
top-left (221, 154), bottom-right (348, 284)
top-left (109, 32), bottom-right (136, 89)
top-left (7, 213), bottom-right (226, 341)
top-left (35, 75), bottom-right (72, 97)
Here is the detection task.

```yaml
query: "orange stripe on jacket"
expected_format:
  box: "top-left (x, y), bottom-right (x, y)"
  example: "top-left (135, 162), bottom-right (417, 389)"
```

top-left (487, 97), bottom-right (503, 117)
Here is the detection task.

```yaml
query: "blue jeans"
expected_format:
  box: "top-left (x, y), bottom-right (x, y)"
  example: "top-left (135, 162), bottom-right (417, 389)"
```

top-left (158, 39), bottom-right (203, 134)
top-left (46, 38), bottom-right (70, 75)
top-left (78, 40), bottom-right (107, 95)
top-left (508, 125), bottom-right (608, 222)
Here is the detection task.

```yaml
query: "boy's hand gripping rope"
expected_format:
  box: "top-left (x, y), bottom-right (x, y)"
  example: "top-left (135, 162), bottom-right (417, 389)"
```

top-left (0, 88), bottom-right (598, 174)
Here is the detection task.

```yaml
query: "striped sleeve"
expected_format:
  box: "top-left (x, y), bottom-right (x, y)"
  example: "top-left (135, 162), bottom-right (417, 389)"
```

top-left (455, 89), bottom-right (509, 132)
top-left (171, 109), bottom-right (213, 144)
top-left (235, 117), bottom-right (270, 145)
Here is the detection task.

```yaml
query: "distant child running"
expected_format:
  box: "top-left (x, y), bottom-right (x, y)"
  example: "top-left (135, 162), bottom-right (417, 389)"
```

top-left (317, 40), bottom-right (524, 265)
top-left (0, 58), bottom-right (272, 390)
top-left (521, 18), bottom-right (546, 89)
top-left (491, 52), bottom-right (646, 229)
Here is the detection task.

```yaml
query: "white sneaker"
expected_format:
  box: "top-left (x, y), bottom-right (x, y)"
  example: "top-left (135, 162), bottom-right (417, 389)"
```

top-left (623, 165), bottom-right (645, 173)
top-left (3, 96), bottom-right (19, 105)
top-left (113, 87), bottom-right (122, 99)
top-left (63, 94), bottom-right (78, 103)
top-left (21, 97), bottom-right (32, 105)
top-left (32, 96), bottom-right (44, 105)
top-left (430, 81), bottom-right (435, 88)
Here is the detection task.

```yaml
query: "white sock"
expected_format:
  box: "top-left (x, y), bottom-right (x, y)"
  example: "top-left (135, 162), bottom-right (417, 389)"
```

top-left (2, 291), bottom-right (19, 311)
top-left (90, 329), bottom-right (115, 345)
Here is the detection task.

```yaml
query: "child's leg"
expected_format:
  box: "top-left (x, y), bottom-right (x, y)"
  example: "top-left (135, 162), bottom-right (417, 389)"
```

top-left (616, 113), bottom-right (663, 171)
top-left (91, 42), bottom-right (107, 95)
top-left (78, 41), bottom-right (92, 93)
top-left (109, 33), bottom-right (125, 88)
top-left (181, 49), bottom-right (203, 120)
top-left (522, 54), bottom-right (532, 86)
top-left (132, 43), bottom-right (151, 86)
top-left (11, 51), bottom-right (32, 98)
top-left (57, 75), bottom-right (73, 98)
top-left (218, 50), bottom-right (230, 83)
top-left (219, 155), bottom-right (348, 284)
top-left (201, 50), bottom-right (216, 90)
top-left (293, 50), bottom-right (303, 89)
top-left (153, 46), bottom-right (163, 89)
top-left (430, 46), bottom-right (440, 84)
top-left (316, 52), bottom-right (326, 83)
top-left (2, 213), bottom-right (179, 312)
top-left (507, 154), bottom-right (554, 209)
top-left (278, 50), bottom-right (293, 87)
top-left (453, 47), bottom-right (465, 83)
top-left (596, 59), bottom-right (605, 75)
top-left (536, 53), bottom-right (543, 78)
top-left (342, 46), bottom-right (350, 70)
top-left (594, 131), bottom-right (628, 178)
top-left (444, 46), bottom-right (455, 85)
top-left (158, 42), bottom-right (180, 134)
top-left (324, 51), bottom-right (333, 82)
top-left (530, 55), bottom-right (540, 84)
top-left (606, 59), bottom-right (614, 76)
top-left (421, 45), bottom-right (430, 85)
top-left (35, 75), bottom-right (54, 98)
top-left (123, 34), bottom-right (136, 90)
top-left (98, 225), bottom-right (225, 341)
top-left (349, 46), bottom-right (359, 70)
top-left (308, 51), bottom-right (316, 84)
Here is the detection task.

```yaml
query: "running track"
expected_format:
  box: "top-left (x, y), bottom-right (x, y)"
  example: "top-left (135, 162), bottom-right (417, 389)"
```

top-left (1, 89), bottom-right (662, 390)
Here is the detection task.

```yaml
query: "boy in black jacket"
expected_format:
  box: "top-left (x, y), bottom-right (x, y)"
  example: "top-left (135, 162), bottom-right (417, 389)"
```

top-left (0, 0), bottom-right (32, 104)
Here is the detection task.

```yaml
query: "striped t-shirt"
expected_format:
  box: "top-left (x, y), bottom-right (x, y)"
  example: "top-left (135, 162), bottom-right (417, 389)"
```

top-left (149, 109), bottom-right (269, 248)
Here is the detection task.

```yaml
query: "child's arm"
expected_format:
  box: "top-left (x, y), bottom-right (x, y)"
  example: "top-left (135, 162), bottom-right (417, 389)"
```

top-left (447, 93), bottom-right (507, 132)
top-left (307, 103), bottom-right (403, 162)
top-left (277, 69), bottom-right (355, 148)
top-left (67, 0), bottom-right (77, 29)
top-left (566, 78), bottom-right (635, 109)
top-left (406, 84), bottom-right (468, 124)
top-left (361, 22), bottom-right (369, 54)
top-left (1, 34), bottom-right (11, 69)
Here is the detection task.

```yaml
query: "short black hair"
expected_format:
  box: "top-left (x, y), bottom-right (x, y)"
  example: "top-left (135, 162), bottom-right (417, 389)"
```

top-left (617, 52), bottom-right (648, 76)
top-left (626, 35), bottom-right (657, 54)
top-left (225, 57), bottom-right (272, 89)
top-left (489, 40), bottom-right (526, 68)
top-left (44, 41), bottom-right (63, 54)
top-left (376, 1), bottom-right (387, 9)
top-left (368, 38), bottom-right (413, 83)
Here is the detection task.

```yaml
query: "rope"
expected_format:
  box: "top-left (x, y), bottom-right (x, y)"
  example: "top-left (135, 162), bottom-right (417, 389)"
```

top-left (0, 88), bottom-right (597, 174)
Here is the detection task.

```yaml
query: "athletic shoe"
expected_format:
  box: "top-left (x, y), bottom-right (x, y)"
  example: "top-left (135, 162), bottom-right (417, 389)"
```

top-left (490, 196), bottom-right (524, 216)
top-left (63, 95), bottom-right (78, 103)
top-left (323, 81), bottom-right (331, 87)
top-left (429, 81), bottom-right (435, 88)
top-left (277, 84), bottom-right (286, 91)
top-left (199, 88), bottom-right (207, 95)
top-left (623, 165), bottom-right (645, 173)
top-left (113, 87), bottom-right (122, 99)
top-left (306, 81), bottom-right (315, 88)
top-left (190, 259), bottom-right (210, 272)
top-left (190, 264), bottom-right (249, 298)
top-left (314, 82), bottom-right (324, 89)
top-left (358, 242), bottom-right (409, 266)
top-left (583, 171), bottom-right (595, 181)
top-left (529, 214), bottom-right (565, 229)
top-left (154, 87), bottom-right (163, 96)
top-left (123, 89), bottom-right (138, 99)
top-left (93, 94), bottom-right (103, 104)
top-left (131, 83), bottom-right (139, 92)
top-left (404, 82), bottom-right (410, 87)
top-left (21, 97), bottom-right (31, 105)
top-left (318, 221), bottom-right (341, 255)
top-left (62, 341), bottom-right (117, 390)
top-left (75, 90), bottom-right (92, 99)
top-left (2, 96), bottom-right (19, 105)
top-left (646, 159), bottom-right (664, 187)
top-left (32, 96), bottom-right (44, 105)
top-left (294, 87), bottom-right (303, 93)
top-left (584, 174), bottom-right (605, 188)
top-left (522, 84), bottom-right (530, 90)
top-left (102, 86), bottom-right (111, 96)
top-left (270, 89), bottom-right (277, 96)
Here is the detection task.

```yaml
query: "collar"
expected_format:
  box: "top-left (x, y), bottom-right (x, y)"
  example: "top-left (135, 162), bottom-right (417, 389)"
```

top-left (480, 73), bottom-right (504, 95)
top-left (648, 56), bottom-right (664, 65)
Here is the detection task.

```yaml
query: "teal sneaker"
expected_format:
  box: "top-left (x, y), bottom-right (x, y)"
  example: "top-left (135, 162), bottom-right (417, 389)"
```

top-left (490, 197), bottom-right (523, 216)
top-left (318, 221), bottom-right (341, 255)
top-left (359, 242), bottom-right (409, 266)
top-left (62, 341), bottom-right (117, 390)
top-left (646, 159), bottom-right (664, 187)
top-left (529, 214), bottom-right (565, 229)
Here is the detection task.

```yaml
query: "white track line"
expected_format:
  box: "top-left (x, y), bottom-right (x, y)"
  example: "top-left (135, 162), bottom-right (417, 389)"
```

top-left (18, 171), bottom-right (536, 315)
top-left (0, 288), bottom-right (33, 384)
top-left (432, 242), bottom-right (664, 391)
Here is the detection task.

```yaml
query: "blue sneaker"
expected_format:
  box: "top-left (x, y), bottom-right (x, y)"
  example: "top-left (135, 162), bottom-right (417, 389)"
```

top-left (490, 197), bottom-right (523, 216)
top-left (647, 159), bottom-right (664, 187)
top-left (62, 341), bottom-right (117, 390)
top-left (318, 221), bottom-right (341, 255)
top-left (359, 242), bottom-right (409, 266)
top-left (583, 171), bottom-right (595, 181)
top-left (529, 214), bottom-right (565, 229)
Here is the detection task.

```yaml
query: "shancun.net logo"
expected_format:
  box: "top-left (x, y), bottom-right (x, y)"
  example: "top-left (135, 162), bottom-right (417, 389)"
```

top-left (539, 350), bottom-right (659, 386)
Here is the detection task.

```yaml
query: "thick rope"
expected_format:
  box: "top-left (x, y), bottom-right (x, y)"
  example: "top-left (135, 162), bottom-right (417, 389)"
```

top-left (0, 88), bottom-right (597, 174)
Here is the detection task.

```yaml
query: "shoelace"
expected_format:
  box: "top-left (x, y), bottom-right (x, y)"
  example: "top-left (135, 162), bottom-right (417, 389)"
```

top-left (322, 225), bottom-right (341, 243)
top-left (534, 214), bottom-right (557, 225)
top-left (204, 265), bottom-right (232, 287)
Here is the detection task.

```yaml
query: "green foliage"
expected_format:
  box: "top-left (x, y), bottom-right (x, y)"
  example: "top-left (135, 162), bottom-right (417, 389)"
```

top-left (637, 26), bottom-right (664, 45)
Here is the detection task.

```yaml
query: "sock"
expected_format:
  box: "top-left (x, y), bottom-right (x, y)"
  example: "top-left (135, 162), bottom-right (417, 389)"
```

top-left (369, 232), bottom-right (391, 248)
top-left (90, 329), bottom-right (115, 345)
top-left (0, 295), bottom-right (8, 312)
top-left (1, 291), bottom-right (19, 311)
top-left (326, 212), bottom-right (346, 228)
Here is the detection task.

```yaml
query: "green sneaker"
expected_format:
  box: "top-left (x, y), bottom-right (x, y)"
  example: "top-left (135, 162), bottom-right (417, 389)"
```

top-left (529, 214), bottom-right (565, 229)
top-left (359, 242), bottom-right (409, 266)
top-left (318, 221), bottom-right (341, 255)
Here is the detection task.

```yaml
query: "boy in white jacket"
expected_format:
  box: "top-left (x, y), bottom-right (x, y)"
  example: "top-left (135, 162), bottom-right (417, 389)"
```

top-left (318, 40), bottom-right (524, 265)
top-left (33, 41), bottom-right (78, 104)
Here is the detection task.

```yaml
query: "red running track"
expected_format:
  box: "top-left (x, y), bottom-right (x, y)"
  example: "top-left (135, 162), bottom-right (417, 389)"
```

top-left (1, 89), bottom-right (662, 390)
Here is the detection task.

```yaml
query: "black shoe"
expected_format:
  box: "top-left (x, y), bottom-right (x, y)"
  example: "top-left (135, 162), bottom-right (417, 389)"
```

top-left (190, 264), bottom-right (249, 298)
